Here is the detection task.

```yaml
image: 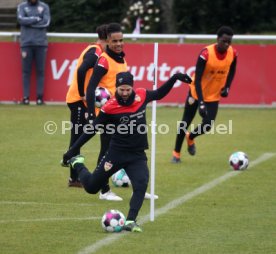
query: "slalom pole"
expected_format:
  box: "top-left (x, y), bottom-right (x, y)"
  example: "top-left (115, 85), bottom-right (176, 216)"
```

top-left (150, 42), bottom-right (158, 221)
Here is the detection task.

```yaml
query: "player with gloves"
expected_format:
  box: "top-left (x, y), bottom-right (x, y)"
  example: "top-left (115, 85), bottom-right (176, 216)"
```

top-left (171, 26), bottom-right (238, 163)
top-left (84, 23), bottom-right (128, 201)
top-left (65, 24), bottom-right (108, 188)
top-left (62, 71), bottom-right (191, 232)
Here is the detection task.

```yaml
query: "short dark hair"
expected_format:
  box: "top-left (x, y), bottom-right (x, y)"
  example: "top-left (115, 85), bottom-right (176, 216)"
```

top-left (106, 23), bottom-right (122, 37)
top-left (96, 24), bottom-right (108, 40)
top-left (217, 26), bottom-right (234, 37)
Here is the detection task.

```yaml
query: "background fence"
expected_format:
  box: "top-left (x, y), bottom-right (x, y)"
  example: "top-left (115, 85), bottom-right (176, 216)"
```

top-left (0, 32), bottom-right (275, 106)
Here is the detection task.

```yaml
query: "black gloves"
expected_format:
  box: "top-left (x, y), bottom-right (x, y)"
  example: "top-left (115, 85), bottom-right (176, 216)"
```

top-left (221, 87), bottom-right (229, 97)
top-left (182, 73), bottom-right (192, 84)
top-left (61, 153), bottom-right (70, 167)
top-left (198, 101), bottom-right (207, 118)
top-left (173, 73), bottom-right (193, 84)
top-left (61, 150), bottom-right (78, 167)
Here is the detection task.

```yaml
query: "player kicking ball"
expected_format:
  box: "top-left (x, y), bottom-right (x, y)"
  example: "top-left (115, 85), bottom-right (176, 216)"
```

top-left (61, 71), bottom-right (191, 232)
top-left (172, 26), bottom-right (237, 163)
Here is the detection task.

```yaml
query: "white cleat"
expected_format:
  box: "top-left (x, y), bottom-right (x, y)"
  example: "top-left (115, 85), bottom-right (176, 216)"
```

top-left (144, 192), bottom-right (159, 200)
top-left (99, 190), bottom-right (123, 201)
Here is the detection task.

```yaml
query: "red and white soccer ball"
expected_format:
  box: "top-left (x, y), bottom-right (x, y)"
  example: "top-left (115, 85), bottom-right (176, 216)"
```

top-left (101, 209), bottom-right (126, 232)
top-left (229, 151), bottom-right (249, 170)
top-left (95, 87), bottom-right (111, 108)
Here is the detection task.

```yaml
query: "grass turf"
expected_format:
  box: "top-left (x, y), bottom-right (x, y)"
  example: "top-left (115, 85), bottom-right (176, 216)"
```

top-left (0, 105), bottom-right (275, 254)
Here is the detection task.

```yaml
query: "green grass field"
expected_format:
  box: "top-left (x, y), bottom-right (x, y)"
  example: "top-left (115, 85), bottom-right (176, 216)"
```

top-left (0, 105), bottom-right (275, 254)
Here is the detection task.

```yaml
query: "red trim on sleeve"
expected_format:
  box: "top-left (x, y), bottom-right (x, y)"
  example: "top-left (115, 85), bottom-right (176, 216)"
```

top-left (94, 47), bottom-right (103, 58)
top-left (233, 48), bottom-right (238, 58)
top-left (97, 56), bottom-right (109, 70)
top-left (200, 48), bottom-right (208, 61)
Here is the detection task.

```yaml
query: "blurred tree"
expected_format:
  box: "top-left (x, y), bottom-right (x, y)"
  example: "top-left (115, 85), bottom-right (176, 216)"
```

top-left (44, 0), bottom-right (276, 34)
top-left (44, 0), bottom-right (128, 32)
top-left (159, 0), bottom-right (176, 33)
top-left (173, 0), bottom-right (276, 34)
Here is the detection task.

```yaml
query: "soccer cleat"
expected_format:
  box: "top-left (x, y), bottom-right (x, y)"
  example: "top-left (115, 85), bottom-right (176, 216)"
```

top-left (144, 192), bottom-right (159, 200)
top-left (171, 156), bottom-right (181, 163)
top-left (123, 220), bottom-right (142, 232)
top-left (21, 97), bottom-right (30, 105)
top-left (186, 132), bottom-right (196, 156)
top-left (68, 178), bottom-right (83, 188)
top-left (60, 153), bottom-right (71, 167)
top-left (171, 151), bottom-right (181, 163)
top-left (69, 155), bottom-right (85, 168)
top-left (36, 98), bottom-right (45, 105)
top-left (99, 190), bottom-right (123, 201)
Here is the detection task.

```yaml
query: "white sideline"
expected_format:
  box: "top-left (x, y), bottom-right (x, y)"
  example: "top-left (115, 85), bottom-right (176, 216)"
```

top-left (77, 152), bottom-right (276, 254)
top-left (0, 201), bottom-right (96, 207)
top-left (0, 217), bottom-right (101, 224)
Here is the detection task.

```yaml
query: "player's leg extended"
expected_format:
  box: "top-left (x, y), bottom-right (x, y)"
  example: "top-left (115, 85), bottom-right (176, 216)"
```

top-left (172, 92), bottom-right (198, 161)
top-left (74, 150), bottom-right (124, 196)
top-left (71, 155), bottom-right (112, 194)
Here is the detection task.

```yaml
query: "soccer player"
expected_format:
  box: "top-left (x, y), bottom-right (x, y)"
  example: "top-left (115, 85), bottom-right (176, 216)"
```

top-left (65, 24), bottom-right (108, 187)
top-left (62, 71), bottom-right (192, 232)
top-left (84, 23), bottom-right (128, 201)
top-left (171, 26), bottom-right (238, 163)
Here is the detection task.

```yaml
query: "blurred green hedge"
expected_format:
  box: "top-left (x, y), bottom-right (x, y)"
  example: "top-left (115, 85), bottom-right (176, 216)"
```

top-left (44, 0), bottom-right (276, 34)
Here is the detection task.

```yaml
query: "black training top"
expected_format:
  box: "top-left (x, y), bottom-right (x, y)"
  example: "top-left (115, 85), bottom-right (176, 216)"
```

top-left (64, 74), bottom-right (181, 159)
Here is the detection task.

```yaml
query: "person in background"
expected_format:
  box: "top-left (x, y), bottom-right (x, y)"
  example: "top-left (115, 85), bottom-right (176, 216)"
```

top-left (65, 24), bottom-right (108, 188)
top-left (171, 26), bottom-right (238, 163)
top-left (17, 0), bottom-right (51, 105)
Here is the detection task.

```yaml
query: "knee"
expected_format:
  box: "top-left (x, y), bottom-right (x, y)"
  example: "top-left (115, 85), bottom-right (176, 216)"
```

top-left (177, 121), bottom-right (187, 134)
top-left (80, 179), bottom-right (100, 194)
top-left (202, 120), bottom-right (214, 132)
top-left (83, 185), bottom-right (98, 194)
top-left (36, 68), bottom-right (45, 76)
top-left (132, 177), bottom-right (148, 192)
top-left (22, 67), bottom-right (31, 75)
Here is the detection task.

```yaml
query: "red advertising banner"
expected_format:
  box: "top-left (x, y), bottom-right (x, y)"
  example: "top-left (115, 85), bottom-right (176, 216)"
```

top-left (0, 42), bottom-right (275, 104)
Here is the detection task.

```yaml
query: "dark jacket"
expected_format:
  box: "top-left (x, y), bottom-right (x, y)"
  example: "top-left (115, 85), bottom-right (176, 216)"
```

top-left (17, 0), bottom-right (51, 47)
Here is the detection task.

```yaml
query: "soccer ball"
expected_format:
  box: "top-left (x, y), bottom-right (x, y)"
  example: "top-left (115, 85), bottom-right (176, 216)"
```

top-left (229, 151), bottom-right (249, 170)
top-left (95, 87), bottom-right (111, 108)
top-left (111, 169), bottom-right (131, 187)
top-left (101, 209), bottom-right (126, 232)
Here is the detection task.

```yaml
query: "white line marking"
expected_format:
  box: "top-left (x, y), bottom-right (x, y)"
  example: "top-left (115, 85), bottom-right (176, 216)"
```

top-left (0, 217), bottom-right (101, 224)
top-left (0, 201), bottom-right (96, 207)
top-left (77, 152), bottom-right (276, 254)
